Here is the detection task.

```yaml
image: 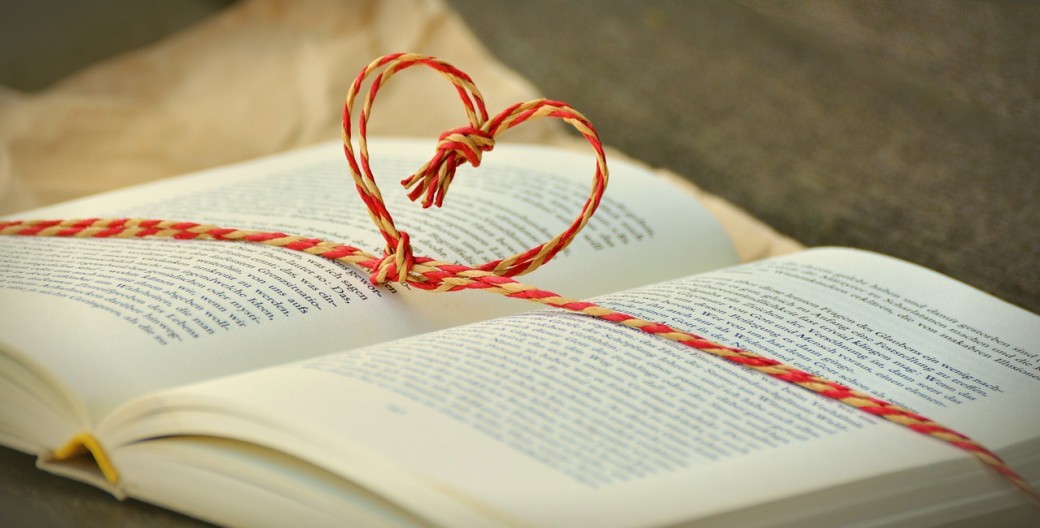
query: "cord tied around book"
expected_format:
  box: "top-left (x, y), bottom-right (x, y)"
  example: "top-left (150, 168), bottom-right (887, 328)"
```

top-left (343, 53), bottom-right (607, 287)
top-left (371, 230), bottom-right (416, 284)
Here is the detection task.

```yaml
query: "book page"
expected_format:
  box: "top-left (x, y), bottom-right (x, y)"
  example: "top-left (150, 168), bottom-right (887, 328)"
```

top-left (0, 139), bottom-right (737, 426)
top-left (102, 248), bottom-right (1039, 527)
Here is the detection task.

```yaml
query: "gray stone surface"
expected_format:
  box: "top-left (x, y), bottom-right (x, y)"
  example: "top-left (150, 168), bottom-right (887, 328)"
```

top-left (0, 446), bottom-right (211, 527)
top-left (0, 0), bottom-right (233, 91)
top-left (448, 0), bottom-right (1040, 314)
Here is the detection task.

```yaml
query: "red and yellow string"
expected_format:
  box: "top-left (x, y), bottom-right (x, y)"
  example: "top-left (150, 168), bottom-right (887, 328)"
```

top-left (1, 53), bottom-right (1036, 506)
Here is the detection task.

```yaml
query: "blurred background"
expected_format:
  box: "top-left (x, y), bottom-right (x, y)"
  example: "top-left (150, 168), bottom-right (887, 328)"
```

top-left (0, 1), bottom-right (1037, 526)
top-left (450, 1), bottom-right (1040, 313)
top-left (2, 0), bottom-right (1036, 312)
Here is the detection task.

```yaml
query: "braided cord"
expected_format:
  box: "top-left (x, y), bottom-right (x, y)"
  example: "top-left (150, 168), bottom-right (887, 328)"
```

top-left (1, 53), bottom-right (1036, 507)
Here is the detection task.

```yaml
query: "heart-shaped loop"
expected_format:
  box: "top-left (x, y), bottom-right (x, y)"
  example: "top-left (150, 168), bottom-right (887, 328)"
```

top-left (341, 53), bottom-right (608, 287)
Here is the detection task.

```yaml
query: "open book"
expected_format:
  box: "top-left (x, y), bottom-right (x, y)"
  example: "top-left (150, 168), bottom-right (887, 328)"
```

top-left (1, 139), bottom-right (1037, 527)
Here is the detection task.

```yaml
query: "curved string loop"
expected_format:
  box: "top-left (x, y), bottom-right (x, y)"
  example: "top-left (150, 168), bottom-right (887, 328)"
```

top-left (341, 53), bottom-right (608, 287)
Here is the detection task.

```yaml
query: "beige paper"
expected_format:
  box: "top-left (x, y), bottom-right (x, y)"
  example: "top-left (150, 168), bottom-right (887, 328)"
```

top-left (0, 0), bottom-right (798, 261)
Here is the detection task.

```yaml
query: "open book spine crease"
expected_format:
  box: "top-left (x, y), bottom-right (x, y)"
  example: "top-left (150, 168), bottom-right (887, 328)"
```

top-left (1, 52), bottom-right (1037, 508)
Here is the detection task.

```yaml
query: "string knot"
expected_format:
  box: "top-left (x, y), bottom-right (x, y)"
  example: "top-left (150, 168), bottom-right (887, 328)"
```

top-left (401, 126), bottom-right (495, 208)
top-left (370, 231), bottom-right (416, 285)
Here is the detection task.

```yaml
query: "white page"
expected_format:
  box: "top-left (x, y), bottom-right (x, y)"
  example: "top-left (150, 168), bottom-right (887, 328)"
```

top-left (0, 138), bottom-right (736, 424)
top-left (103, 248), bottom-right (1039, 526)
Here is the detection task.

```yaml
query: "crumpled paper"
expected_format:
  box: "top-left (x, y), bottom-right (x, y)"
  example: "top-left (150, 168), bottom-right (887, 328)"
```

top-left (0, 0), bottom-right (798, 261)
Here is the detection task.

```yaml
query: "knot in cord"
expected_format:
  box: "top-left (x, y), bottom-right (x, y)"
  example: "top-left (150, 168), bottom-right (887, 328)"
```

top-left (401, 126), bottom-right (495, 208)
top-left (370, 231), bottom-right (415, 285)
top-left (438, 125), bottom-right (495, 166)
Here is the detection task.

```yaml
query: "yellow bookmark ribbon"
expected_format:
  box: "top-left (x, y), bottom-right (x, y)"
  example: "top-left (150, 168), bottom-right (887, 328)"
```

top-left (54, 432), bottom-right (119, 485)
